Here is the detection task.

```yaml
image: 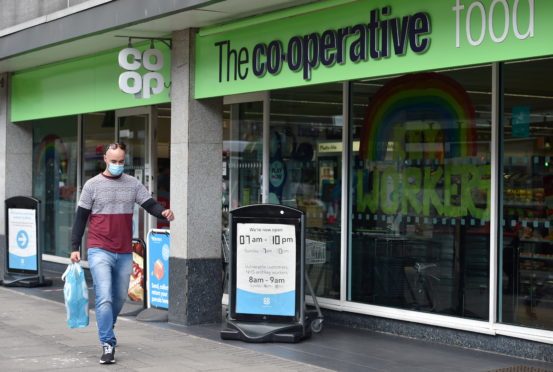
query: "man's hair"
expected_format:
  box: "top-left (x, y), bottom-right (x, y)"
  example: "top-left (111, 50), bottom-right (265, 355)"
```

top-left (105, 142), bottom-right (127, 154)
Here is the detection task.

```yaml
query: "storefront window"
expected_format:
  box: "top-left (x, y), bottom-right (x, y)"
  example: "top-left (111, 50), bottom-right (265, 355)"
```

top-left (228, 101), bottom-right (263, 209)
top-left (271, 83), bottom-right (343, 299)
top-left (156, 104), bottom-right (171, 229)
top-left (83, 112), bottom-right (115, 183)
top-left (500, 58), bottom-right (553, 331)
top-left (349, 67), bottom-right (492, 320)
top-left (118, 111), bottom-right (150, 241)
top-left (118, 114), bottom-right (147, 181)
top-left (32, 116), bottom-right (78, 257)
top-left (223, 100), bottom-right (263, 295)
top-left (80, 112), bottom-right (116, 259)
top-left (222, 104), bottom-right (231, 228)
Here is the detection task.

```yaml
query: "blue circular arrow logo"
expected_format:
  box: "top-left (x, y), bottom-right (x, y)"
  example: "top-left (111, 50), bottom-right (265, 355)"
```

top-left (16, 230), bottom-right (29, 249)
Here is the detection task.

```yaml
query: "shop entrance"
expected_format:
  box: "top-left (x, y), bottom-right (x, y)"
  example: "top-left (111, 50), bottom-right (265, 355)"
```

top-left (31, 105), bottom-right (170, 262)
top-left (116, 106), bottom-right (159, 241)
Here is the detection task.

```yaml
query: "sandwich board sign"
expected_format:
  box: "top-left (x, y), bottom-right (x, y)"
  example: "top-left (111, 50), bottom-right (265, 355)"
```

top-left (221, 204), bottom-right (310, 343)
top-left (3, 196), bottom-right (50, 287)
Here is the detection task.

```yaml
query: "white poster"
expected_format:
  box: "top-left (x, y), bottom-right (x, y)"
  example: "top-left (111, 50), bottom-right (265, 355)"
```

top-left (235, 223), bottom-right (296, 316)
top-left (8, 208), bottom-right (37, 271)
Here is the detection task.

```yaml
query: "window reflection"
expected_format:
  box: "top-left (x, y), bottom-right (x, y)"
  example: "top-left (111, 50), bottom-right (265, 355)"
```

top-left (82, 112), bottom-right (114, 183)
top-left (271, 83), bottom-right (343, 299)
top-left (227, 101), bottom-right (263, 210)
top-left (32, 116), bottom-right (78, 258)
top-left (501, 58), bottom-right (553, 331)
top-left (156, 105), bottom-right (171, 229)
top-left (349, 67), bottom-right (492, 320)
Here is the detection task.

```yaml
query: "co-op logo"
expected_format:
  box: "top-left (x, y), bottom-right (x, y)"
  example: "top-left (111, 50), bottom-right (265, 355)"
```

top-left (118, 48), bottom-right (165, 99)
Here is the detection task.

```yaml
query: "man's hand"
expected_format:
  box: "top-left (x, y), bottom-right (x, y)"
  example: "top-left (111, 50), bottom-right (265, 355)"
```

top-left (162, 209), bottom-right (175, 221)
top-left (70, 251), bottom-right (80, 263)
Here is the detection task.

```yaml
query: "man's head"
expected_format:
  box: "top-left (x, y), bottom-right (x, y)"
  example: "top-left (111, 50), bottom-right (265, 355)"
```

top-left (104, 143), bottom-right (126, 176)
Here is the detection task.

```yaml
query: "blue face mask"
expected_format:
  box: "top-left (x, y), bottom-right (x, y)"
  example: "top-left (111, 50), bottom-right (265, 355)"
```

top-left (108, 163), bottom-right (124, 176)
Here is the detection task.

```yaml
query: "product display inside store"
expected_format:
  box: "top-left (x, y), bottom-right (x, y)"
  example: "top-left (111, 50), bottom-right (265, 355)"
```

top-left (270, 84), bottom-right (344, 300)
top-left (349, 65), bottom-right (493, 320)
top-left (220, 59), bottom-right (553, 333)
top-left (501, 58), bottom-right (553, 331)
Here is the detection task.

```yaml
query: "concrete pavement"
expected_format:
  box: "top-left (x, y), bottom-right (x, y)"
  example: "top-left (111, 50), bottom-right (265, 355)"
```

top-left (2, 278), bottom-right (553, 372)
top-left (0, 287), bottom-right (328, 371)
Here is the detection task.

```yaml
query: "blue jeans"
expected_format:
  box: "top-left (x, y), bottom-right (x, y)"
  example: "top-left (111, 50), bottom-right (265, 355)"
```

top-left (88, 248), bottom-right (132, 346)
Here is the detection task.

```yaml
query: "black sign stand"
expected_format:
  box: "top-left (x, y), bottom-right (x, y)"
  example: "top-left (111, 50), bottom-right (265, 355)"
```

top-left (2, 196), bottom-right (51, 287)
top-left (221, 204), bottom-right (311, 343)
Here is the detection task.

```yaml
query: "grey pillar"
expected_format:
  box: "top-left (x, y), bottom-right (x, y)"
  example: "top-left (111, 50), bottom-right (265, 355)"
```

top-left (0, 72), bottom-right (33, 278)
top-left (168, 29), bottom-right (223, 325)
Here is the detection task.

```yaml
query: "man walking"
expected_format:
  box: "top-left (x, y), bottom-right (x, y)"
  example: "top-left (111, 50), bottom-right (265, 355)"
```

top-left (70, 142), bottom-right (174, 364)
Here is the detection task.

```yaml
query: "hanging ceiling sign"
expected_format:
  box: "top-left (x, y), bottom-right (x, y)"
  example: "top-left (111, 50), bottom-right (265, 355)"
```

top-left (195, 0), bottom-right (542, 98)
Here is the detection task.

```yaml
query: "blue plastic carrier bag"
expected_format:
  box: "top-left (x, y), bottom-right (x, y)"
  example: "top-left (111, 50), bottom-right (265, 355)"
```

top-left (62, 263), bottom-right (89, 328)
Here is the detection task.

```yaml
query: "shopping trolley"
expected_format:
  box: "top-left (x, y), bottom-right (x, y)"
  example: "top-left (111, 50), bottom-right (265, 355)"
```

top-left (305, 238), bottom-right (326, 333)
top-left (222, 228), bottom-right (230, 292)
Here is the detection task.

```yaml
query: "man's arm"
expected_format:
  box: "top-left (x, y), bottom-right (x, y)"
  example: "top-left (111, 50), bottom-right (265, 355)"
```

top-left (141, 198), bottom-right (175, 221)
top-left (70, 206), bottom-right (91, 262)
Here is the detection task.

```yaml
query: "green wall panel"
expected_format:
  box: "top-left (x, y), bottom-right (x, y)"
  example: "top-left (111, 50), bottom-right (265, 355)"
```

top-left (11, 43), bottom-right (171, 122)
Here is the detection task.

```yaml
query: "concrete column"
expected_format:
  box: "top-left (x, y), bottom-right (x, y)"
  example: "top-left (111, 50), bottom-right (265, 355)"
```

top-left (0, 72), bottom-right (33, 278)
top-left (168, 29), bottom-right (223, 325)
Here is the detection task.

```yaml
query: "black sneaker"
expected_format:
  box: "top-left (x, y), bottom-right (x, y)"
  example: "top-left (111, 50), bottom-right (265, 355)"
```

top-left (100, 342), bottom-right (115, 364)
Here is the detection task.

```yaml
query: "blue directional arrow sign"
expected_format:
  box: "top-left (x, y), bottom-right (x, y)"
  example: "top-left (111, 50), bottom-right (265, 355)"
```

top-left (7, 207), bottom-right (38, 272)
top-left (16, 230), bottom-right (29, 249)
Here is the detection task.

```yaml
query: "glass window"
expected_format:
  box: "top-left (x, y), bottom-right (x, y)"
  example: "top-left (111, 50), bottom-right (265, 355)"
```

top-left (228, 101), bottom-right (264, 209)
top-left (82, 112), bottom-right (115, 183)
top-left (224, 100), bottom-right (263, 295)
top-left (271, 83), bottom-right (343, 299)
top-left (349, 66), bottom-right (492, 320)
top-left (500, 58), bottom-right (553, 331)
top-left (32, 116), bottom-right (78, 258)
top-left (81, 112), bottom-right (116, 260)
top-left (156, 104), bottom-right (171, 229)
top-left (118, 112), bottom-right (150, 241)
top-left (222, 104), bottom-right (231, 294)
top-left (118, 113), bottom-right (147, 180)
top-left (222, 104), bottom-right (231, 228)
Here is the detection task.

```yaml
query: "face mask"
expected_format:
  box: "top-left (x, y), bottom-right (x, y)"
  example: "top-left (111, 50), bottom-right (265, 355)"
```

top-left (108, 163), bottom-right (124, 176)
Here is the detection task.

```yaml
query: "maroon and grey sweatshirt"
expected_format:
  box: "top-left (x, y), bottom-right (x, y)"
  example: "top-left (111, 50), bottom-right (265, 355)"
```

top-left (71, 173), bottom-right (166, 254)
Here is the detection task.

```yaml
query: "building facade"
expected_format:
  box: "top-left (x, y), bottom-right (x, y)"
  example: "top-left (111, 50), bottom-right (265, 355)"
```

top-left (0, 0), bottom-right (552, 361)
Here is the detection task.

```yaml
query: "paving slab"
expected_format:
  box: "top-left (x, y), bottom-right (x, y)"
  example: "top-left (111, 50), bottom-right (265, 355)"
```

top-left (0, 287), bottom-right (330, 372)
top-left (3, 275), bottom-right (553, 372)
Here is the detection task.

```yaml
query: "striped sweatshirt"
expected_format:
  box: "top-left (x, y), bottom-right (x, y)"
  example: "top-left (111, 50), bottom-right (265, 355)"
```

top-left (71, 173), bottom-right (165, 254)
